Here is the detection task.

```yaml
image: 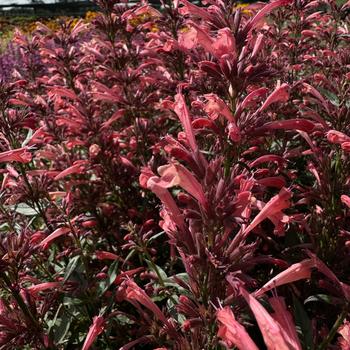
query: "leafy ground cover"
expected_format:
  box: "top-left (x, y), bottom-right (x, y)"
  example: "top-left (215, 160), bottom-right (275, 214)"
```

top-left (0, 0), bottom-right (349, 349)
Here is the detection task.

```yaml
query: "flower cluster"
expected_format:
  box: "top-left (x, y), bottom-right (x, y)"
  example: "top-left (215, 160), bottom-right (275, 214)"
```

top-left (0, 0), bottom-right (349, 349)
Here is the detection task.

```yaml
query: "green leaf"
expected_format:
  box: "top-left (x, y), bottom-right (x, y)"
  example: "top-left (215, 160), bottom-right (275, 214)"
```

top-left (10, 203), bottom-right (37, 216)
top-left (21, 129), bottom-right (33, 147)
top-left (53, 308), bottom-right (72, 345)
top-left (304, 294), bottom-right (333, 305)
top-left (293, 295), bottom-right (313, 350)
top-left (148, 230), bottom-right (165, 243)
top-left (318, 87), bottom-right (340, 107)
top-left (64, 256), bottom-right (81, 283)
top-left (144, 259), bottom-right (167, 281)
top-left (98, 259), bottom-right (119, 296)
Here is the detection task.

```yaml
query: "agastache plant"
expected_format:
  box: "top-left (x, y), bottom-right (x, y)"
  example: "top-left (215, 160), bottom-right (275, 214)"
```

top-left (0, 0), bottom-right (348, 348)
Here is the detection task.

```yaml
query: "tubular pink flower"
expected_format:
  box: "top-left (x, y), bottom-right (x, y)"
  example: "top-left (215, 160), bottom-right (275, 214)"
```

top-left (183, 24), bottom-right (236, 60)
top-left (261, 119), bottom-right (315, 133)
top-left (258, 83), bottom-right (290, 113)
top-left (147, 176), bottom-right (186, 231)
top-left (178, 26), bottom-right (198, 50)
top-left (341, 142), bottom-right (350, 152)
top-left (49, 87), bottom-right (79, 101)
top-left (338, 320), bottom-right (350, 350)
top-left (249, 154), bottom-right (286, 168)
top-left (341, 195), bottom-right (350, 209)
top-left (203, 94), bottom-right (234, 122)
top-left (173, 93), bottom-right (198, 152)
top-left (26, 282), bottom-right (61, 297)
top-left (40, 226), bottom-right (71, 249)
top-left (269, 297), bottom-right (302, 350)
top-left (157, 163), bottom-right (207, 207)
top-left (212, 28), bottom-right (237, 60)
top-left (217, 307), bottom-right (259, 350)
top-left (255, 259), bottom-right (314, 297)
top-left (239, 87), bottom-right (269, 112)
top-left (54, 160), bottom-right (89, 180)
top-left (95, 251), bottom-right (119, 260)
top-left (178, 0), bottom-right (212, 20)
top-left (243, 0), bottom-right (293, 35)
top-left (124, 280), bottom-right (178, 338)
top-left (243, 187), bottom-right (291, 236)
top-left (0, 148), bottom-right (32, 163)
top-left (82, 316), bottom-right (105, 350)
top-left (239, 287), bottom-right (291, 350)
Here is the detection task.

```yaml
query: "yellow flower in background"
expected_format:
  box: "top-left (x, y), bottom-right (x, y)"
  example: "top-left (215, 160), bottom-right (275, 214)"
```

top-left (85, 11), bottom-right (99, 22)
top-left (234, 3), bottom-right (253, 16)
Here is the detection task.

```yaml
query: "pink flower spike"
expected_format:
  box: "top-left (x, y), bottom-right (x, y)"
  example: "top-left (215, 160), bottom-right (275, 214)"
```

top-left (26, 282), bottom-right (61, 297)
top-left (258, 83), bottom-right (290, 113)
top-left (243, 187), bottom-right (291, 236)
top-left (217, 307), bottom-right (259, 350)
top-left (239, 287), bottom-right (291, 350)
top-left (54, 160), bottom-right (89, 180)
top-left (341, 195), bottom-right (350, 209)
top-left (255, 259), bottom-right (314, 297)
top-left (157, 163), bottom-right (207, 207)
top-left (40, 226), bottom-right (71, 249)
top-left (0, 147), bottom-right (32, 163)
top-left (82, 316), bottom-right (105, 350)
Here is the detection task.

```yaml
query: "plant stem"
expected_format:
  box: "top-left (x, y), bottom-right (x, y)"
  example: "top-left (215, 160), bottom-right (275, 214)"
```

top-left (318, 307), bottom-right (348, 350)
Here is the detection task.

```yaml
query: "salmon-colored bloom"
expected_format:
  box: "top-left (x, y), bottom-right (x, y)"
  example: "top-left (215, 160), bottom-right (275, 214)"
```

top-left (243, 0), bottom-right (293, 35)
top-left (173, 93), bottom-right (198, 152)
top-left (261, 119), bottom-right (315, 133)
top-left (255, 259), bottom-right (314, 297)
top-left (178, 0), bottom-right (212, 20)
top-left (269, 297), bottom-right (302, 350)
top-left (212, 27), bottom-right (237, 60)
top-left (338, 320), bottom-right (350, 350)
top-left (326, 130), bottom-right (350, 144)
top-left (258, 83), bottom-right (290, 113)
top-left (239, 287), bottom-right (292, 350)
top-left (95, 251), bottom-right (119, 261)
top-left (0, 148), bottom-right (32, 163)
top-left (124, 280), bottom-right (178, 338)
top-left (341, 142), bottom-right (350, 152)
top-left (181, 24), bottom-right (236, 60)
top-left (203, 94), bottom-right (234, 122)
top-left (40, 226), bottom-right (71, 249)
top-left (146, 176), bottom-right (185, 231)
top-left (243, 187), bottom-right (291, 236)
top-left (54, 160), bottom-right (89, 180)
top-left (26, 282), bottom-right (61, 297)
top-left (82, 316), bottom-right (105, 350)
top-left (157, 163), bottom-right (207, 207)
top-left (217, 307), bottom-right (259, 350)
top-left (341, 195), bottom-right (350, 209)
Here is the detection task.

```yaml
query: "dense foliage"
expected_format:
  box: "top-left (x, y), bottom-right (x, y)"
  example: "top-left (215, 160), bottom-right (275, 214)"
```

top-left (0, 0), bottom-right (349, 348)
